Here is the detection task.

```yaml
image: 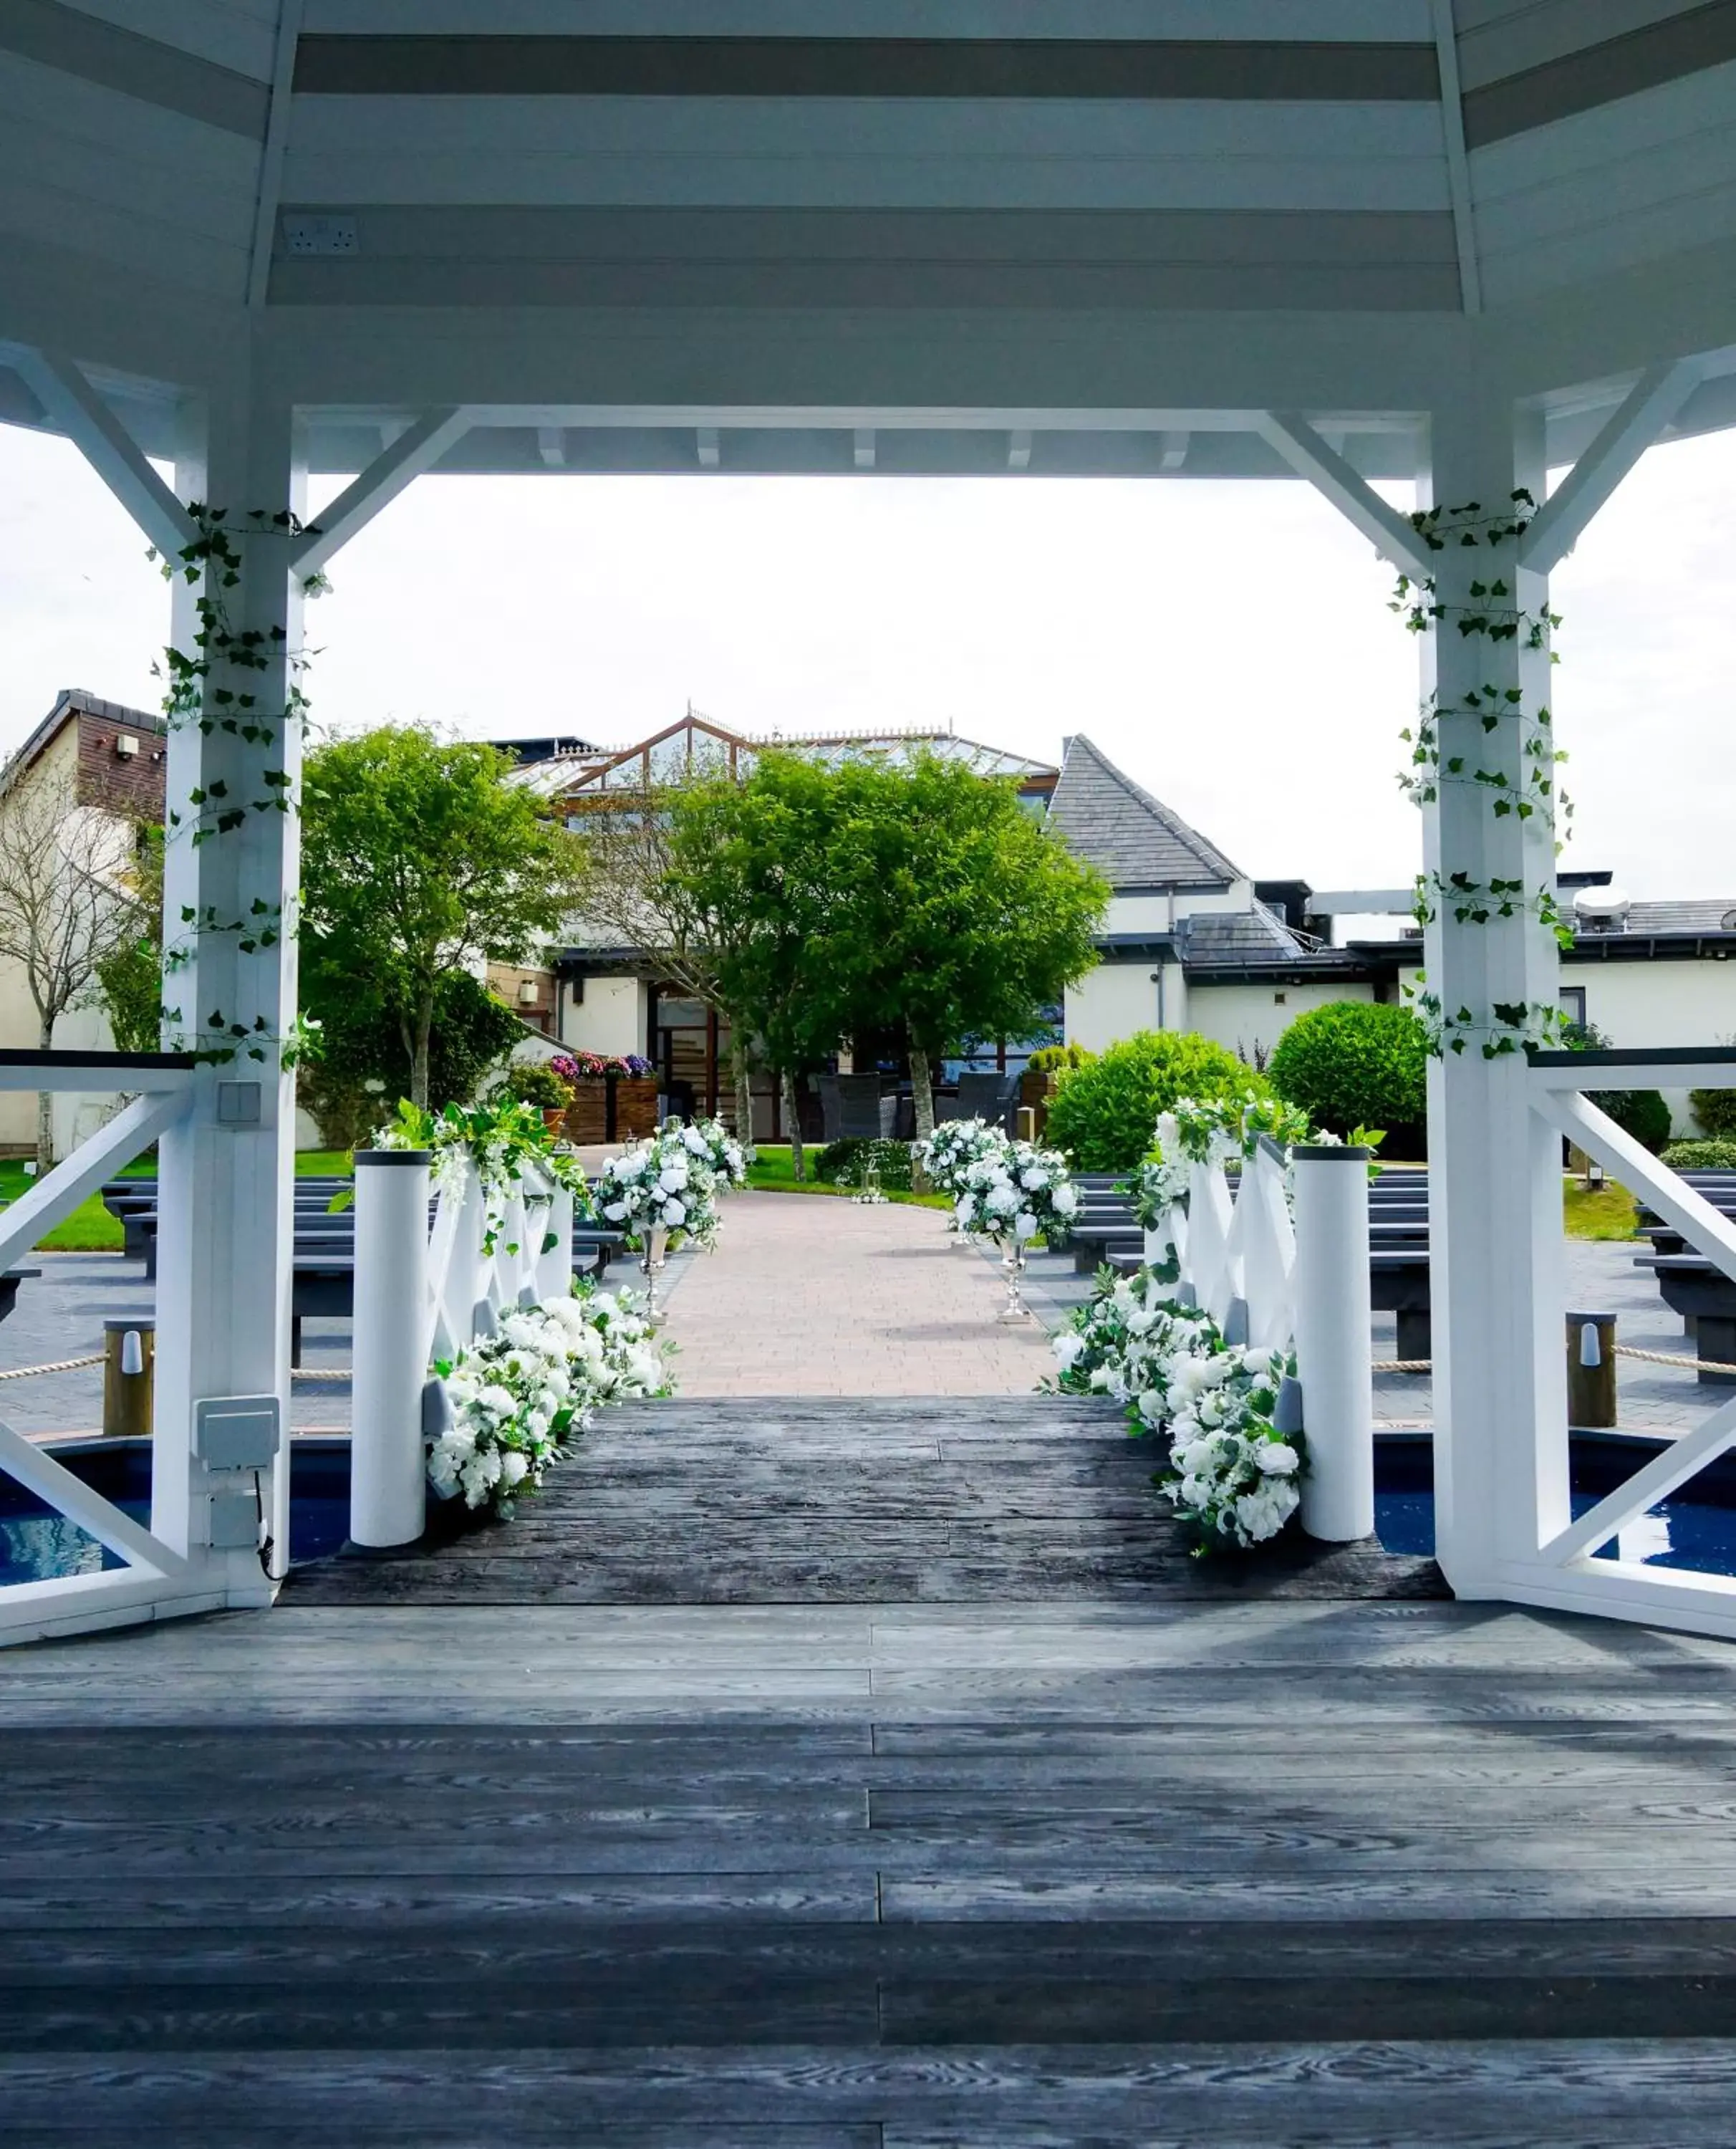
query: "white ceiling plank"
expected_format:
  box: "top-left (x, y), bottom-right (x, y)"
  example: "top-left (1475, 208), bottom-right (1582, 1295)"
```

top-left (1470, 54), bottom-right (1736, 197)
top-left (1159, 428), bottom-right (1188, 468)
top-left (53, 0), bottom-right (282, 82)
top-left (248, 0), bottom-right (302, 309)
top-left (536, 423), bottom-right (566, 465)
top-left (298, 1), bottom-right (1434, 42)
top-left (696, 424), bottom-right (720, 466)
top-left (291, 407), bottom-right (471, 574)
top-left (1007, 428), bottom-right (1032, 468)
top-left (0, 166), bottom-right (250, 297)
top-left (1456, 0), bottom-right (1713, 93)
top-left (1520, 357), bottom-right (1707, 572)
top-left (0, 115), bottom-right (256, 251)
top-left (0, 49), bottom-right (265, 191)
top-left (1257, 411), bottom-right (1431, 577)
top-left (10, 347), bottom-right (198, 557)
top-left (852, 425), bottom-right (874, 467)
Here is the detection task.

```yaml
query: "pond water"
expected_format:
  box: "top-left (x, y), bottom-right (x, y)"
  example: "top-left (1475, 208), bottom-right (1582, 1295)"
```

top-left (1374, 1432), bottom-right (1736, 1578)
top-left (0, 1441), bottom-right (351, 1588)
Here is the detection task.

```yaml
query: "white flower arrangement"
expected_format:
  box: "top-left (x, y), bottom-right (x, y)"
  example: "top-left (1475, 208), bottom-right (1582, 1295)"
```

top-left (668, 1114), bottom-right (751, 1189)
top-left (428, 1285), bottom-right (671, 1514)
top-left (1050, 1262), bottom-right (1303, 1554)
top-left (951, 1136), bottom-right (1079, 1247)
top-left (1128, 1092), bottom-right (1313, 1229)
top-left (916, 1118), bottom-right (1007, 1198)
top-left (597, 1128), bottom-right (721, 1250)
top-left (377, 1097), bottom-right (596, 1254)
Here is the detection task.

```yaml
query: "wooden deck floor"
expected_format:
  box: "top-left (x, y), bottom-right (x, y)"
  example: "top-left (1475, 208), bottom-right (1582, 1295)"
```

top-left (285, 1394), bottom-right (1447, 1604)
top-left (7, 1400), bottom-right (1736, 2140)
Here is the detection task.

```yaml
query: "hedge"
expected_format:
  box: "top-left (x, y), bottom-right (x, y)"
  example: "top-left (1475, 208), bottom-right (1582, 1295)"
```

top-left (1660, 1138), bottom-right (1736, 1171)
top-left (1042, 1031), bottom-right (1256, 1173)
top-left (1267, 1001), bottom-right (1427, 1148)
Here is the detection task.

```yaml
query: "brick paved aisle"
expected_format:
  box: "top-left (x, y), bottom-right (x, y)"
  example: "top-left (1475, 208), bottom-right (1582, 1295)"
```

top-left (658, 1190), bottom-right (1056, 1395)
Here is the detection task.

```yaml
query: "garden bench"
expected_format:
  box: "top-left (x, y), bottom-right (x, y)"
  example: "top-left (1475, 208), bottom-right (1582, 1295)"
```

top-left (0, 1266), bottom-right (42, 1325)
top-left (1371, 1252), bottom-right (1433, 1363)
top-left (1634, 1254), bottom-right (1736, 1385)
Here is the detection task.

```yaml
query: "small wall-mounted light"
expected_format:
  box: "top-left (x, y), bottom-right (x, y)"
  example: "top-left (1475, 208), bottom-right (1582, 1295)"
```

top-left (518, 980), bottom-right (539, 1006)
top-left (114, 733), bottom-right (138, 759)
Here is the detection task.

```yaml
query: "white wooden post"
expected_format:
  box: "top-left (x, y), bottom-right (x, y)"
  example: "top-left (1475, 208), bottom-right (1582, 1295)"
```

top-left (1184, 1158), bottom-right (1236, 1325)
top-left (350, 1149), bottom-right (430, 1548)
top-left (535, 1178), bottom-right (574, 1301)
top-left (151, 378), bottom-right (305, 1588)
top-left (1293, 1145), bottom-right (1374, 1541)
top-left (1423, 383), bottom-right (1569, 1595)
top-left (1239, 1140), bottom-right (1297, 1355)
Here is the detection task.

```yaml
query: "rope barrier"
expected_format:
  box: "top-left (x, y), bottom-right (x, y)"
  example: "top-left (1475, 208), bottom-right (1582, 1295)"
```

top-left (1615, 1342), bottom-right (1736, 1377)
top-left (291, 1367), bottom-right (352, 1382)
top-left (1376, 1347), bottom-right (1736, 1377)
top-left (0, 1352), bottom-right (104, 1381)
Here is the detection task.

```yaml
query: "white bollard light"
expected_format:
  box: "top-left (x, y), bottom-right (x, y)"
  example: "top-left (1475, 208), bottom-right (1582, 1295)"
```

top-left (351, 1148), bottom-right (431, 1549)
top-left (1292, 1144), bottom-right (1374, 1542)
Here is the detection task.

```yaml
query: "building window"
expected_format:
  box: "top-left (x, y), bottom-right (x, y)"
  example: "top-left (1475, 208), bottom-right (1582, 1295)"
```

top-left (1560, 986), bottom-right (1587, 1029)
top-left (1273, 991), bottom-right (1287, 1005)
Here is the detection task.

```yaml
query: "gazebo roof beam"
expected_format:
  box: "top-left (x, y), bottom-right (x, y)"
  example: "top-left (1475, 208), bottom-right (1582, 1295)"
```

top-left (1256, 409), bottom-right (1432, 579)
top-left (10, 348), bottom-right (196, 560)
top-left (291, 405), bottom-right (471, 576)
top-left (1519, 357), bottom-right (1707, 576)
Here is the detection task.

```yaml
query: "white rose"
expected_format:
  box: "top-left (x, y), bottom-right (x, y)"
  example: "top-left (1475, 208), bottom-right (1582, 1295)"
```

top-left (1051, 1183), bottom-right (1079, 1215)
top-left (501, 1450), bottom-right (530, 1485)
top-left (1051, 1332), bottom-right (1085, 1370)
top-left (1255, 1443), bottom-right (1301, 1477)
top-left (1014, 1210), bottom-right (1039, 1241)
top-left (663, 1196), bottom-right (687, 1226)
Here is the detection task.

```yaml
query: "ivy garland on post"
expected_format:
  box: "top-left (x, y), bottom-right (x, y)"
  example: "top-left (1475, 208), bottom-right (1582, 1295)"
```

top-left (1390, 491), bottom-right (1574, 1059)
top-left (149, 505), bottom-right (327, 1067)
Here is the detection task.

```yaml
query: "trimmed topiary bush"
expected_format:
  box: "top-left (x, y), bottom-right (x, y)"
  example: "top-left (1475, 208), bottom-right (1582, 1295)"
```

top-left (1267, 1001), bottom-right (1428, 1151)
top-left (1042, 1031), bottom-right (1257, 1173)
top-left (1587, 1087), bottom-right (1672, 1155)
top-left (1661, 1138), bottom-right (1736, 1170)
top-left (1691, 1087), bottom-right (1736, 1138)
top-left (1025, 1043), bottom-right (1094, 1076)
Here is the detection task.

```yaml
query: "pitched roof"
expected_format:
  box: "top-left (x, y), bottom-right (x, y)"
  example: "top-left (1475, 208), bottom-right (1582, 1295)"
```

top-left (1044, 736), bottom-right (1241, 890)
top-left (1179, 905), bottom-right (1310, 966)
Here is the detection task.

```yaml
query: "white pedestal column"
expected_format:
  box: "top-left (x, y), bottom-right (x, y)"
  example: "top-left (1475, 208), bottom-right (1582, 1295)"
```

top-left (351, 1149), bottom-right (431, 1549)
top-left (1423, 384), bottom-right (1569, 1595)
top-left (1293, 1145), bottom-right (1374, 1542)
top-left (151, 376), bottom-right (305, 1592)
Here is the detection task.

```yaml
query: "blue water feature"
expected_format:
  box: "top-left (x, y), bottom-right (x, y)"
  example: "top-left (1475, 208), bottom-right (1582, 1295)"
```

top-left (0, 1440), bottom-right (352, 1588)
top-left (1374, 1431), bottom-right (1736, 1578)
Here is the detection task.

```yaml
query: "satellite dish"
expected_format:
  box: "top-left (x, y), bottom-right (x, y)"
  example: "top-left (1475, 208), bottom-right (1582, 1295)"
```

top-left (1572, 885), bottom-right (1631, 932)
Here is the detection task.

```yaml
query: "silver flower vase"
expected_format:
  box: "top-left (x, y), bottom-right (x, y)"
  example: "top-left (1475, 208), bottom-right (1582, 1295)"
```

top-left (639, 1223), bottom-right (670, 1324)
top-left (997, 1239), bottom-right (1031, 1323)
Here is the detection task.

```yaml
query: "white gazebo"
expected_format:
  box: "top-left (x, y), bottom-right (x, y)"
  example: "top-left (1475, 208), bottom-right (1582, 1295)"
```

top-left (4, 1), bottom-right (1736, 1640)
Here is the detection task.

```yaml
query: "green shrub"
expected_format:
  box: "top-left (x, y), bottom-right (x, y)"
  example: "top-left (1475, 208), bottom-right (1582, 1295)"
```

top-left (1025, 1043), bottom-right (1094, 1076)
top-left (1661, 1138), bottom-right (1736, 1170)
top-left (1268, 1002), bottom-right (1427, 1150)
top-left (1588, 1087), bottom-right (1672, 1155)
top-left (1043, 1031), bottom-right (1257, 1173)
top-left (1691, 1087), bottom-right (1736, 1138)
top-left (814, 1137), bottom-right (915, 1191)
top-left (503, 1062), bottom-right (575, 1112)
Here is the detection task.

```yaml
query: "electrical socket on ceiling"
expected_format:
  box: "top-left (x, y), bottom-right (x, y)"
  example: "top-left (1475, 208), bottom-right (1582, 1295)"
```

top-left (281, 213), bottom-right (359, 257)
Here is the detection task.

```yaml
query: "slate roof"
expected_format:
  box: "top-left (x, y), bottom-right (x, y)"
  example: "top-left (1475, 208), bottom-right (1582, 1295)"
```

top-left (1045, 736), bottom-right (1241, 891)
top-left (1179, 905), bottom-right (1311, 966)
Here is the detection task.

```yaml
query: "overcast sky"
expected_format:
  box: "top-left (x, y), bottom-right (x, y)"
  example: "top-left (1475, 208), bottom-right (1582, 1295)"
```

top-left (1, 418), bottom-right (1731, 900)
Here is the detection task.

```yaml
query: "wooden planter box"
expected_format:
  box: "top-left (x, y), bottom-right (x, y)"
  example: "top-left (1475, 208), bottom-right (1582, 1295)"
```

top-left (563, 1075), bottom-right (661, 1145)
top-left (1018, 1068), bottom-right (1058, 1137)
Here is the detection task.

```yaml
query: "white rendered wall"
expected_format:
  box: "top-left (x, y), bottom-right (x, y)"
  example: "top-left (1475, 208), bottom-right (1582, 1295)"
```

top-left (1187, 980), bottom-right (1376, 1066)
top-left (1066, 963), bottom-right (1164, 1052)
top-left (1566, 960), bottom-right (1736, 1135)
top-left (562, 975), bottom-right (647, 1057)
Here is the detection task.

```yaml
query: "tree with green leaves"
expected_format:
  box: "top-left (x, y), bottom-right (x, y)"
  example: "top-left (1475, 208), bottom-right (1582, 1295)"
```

top-left (660, 756), bottom-right (849, 1179)
top-left (301, 726), bottom-right (587, 1109)
top-left (820, 754), bottom-right (1109, 1138)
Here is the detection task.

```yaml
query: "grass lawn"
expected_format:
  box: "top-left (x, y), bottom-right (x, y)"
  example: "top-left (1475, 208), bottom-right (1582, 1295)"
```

top-left (1564, 1179), bottom-right (1641, 1241)
top-left (0, 1148), bottom-right (357, 1252)
top-left (747, 1145), bottom-right (952, 1210)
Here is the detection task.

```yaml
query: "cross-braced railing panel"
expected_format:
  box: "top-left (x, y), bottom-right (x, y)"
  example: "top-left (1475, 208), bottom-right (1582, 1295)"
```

top-left (1517, 1051), bottom-right (1736, 1602)
top-left (0, 1059), bottom-right (220, 1642)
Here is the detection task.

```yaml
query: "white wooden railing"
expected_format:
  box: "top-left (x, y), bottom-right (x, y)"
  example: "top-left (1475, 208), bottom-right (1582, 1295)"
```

top-left (0, 1052), bottom-right (228, 1645)
top-left (1503, 1046), bottom-right (1736, 1634)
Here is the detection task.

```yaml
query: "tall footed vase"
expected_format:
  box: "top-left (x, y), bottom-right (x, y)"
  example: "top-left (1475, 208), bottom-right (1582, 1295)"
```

top-left (997, 1238), bottom-right (1031, 1324)
top-left (639, 1224), bottom-right (670, 1325)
